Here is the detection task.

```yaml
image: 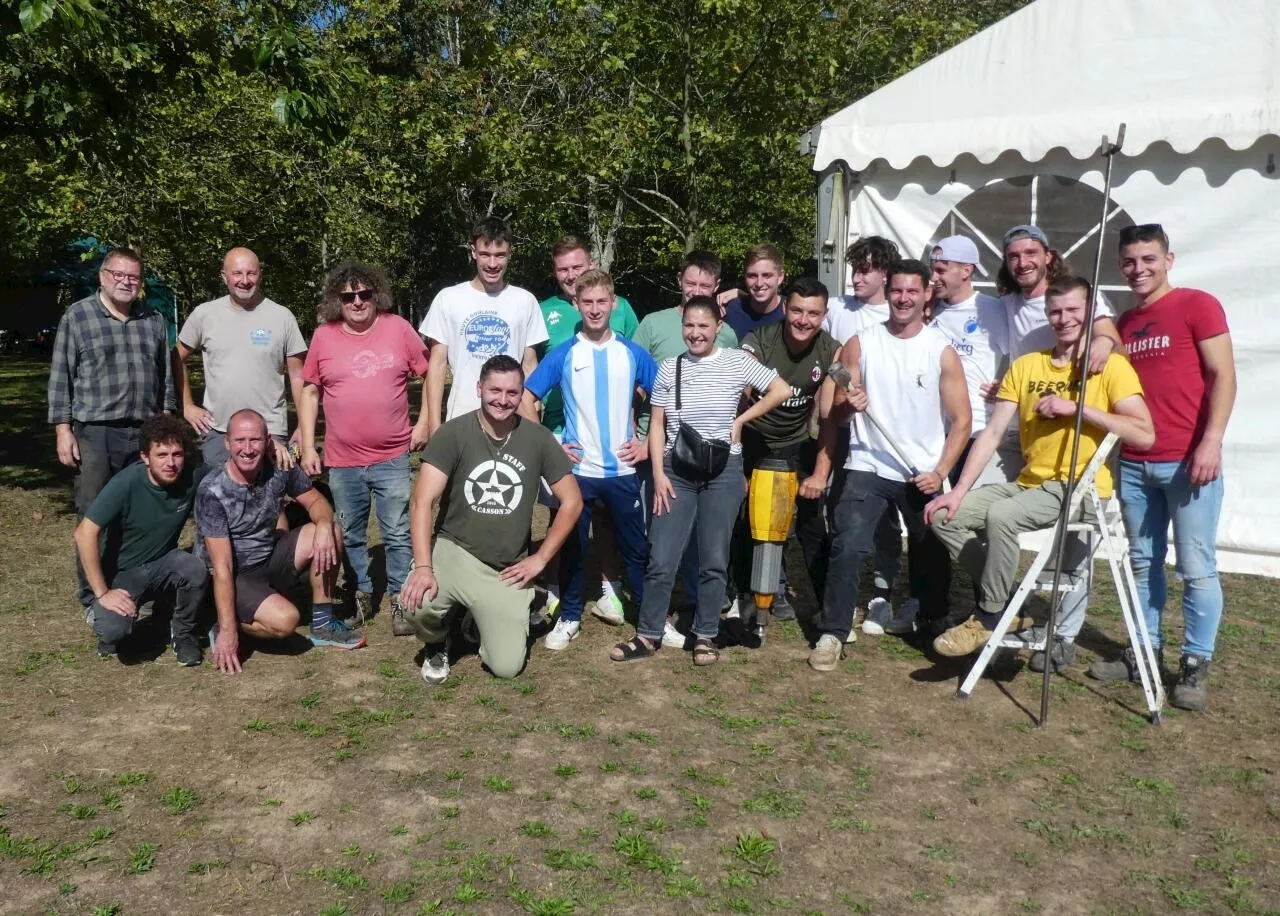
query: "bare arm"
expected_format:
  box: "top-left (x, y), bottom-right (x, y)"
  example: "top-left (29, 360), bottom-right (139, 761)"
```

top-left (522, 346), bottom-right (539, 377)
top-left (204, 535), bottom-right (241, 674)
top-left (1035, 392), bottom-right (1154, 452)
top-left (175, 341), bottom-right (215, 435)
top-left (74, 517), bottom-right (136, 616)
top-left (925, 399), bottom-right (1018, 524)
top-left (298, 382), bottom-right (322, 475)
top-left (1189, 333), bottom-right (1237, 485)
top-left (519, 389), bottom-right (542, 424)
top-left (426, 341), bottom-right (448, 435)
top-left (286, 355), bottom-right (306, 442)
top-left (800, 376), bottom-right (838, 499)
top-left (1086, 316), bottom-right (1123, 374)
top-left (927, 347), bottom-right (974, 489)
top-left (294, 486), bottom-right (340, 575)
top-left (732, 376), bottom-right (792, 441)
top-left (400, 462), bottom-right (448, 609)
top-left (411, 374), bottom-right (431, 450)
top-left (501, 474), bottom-right (583, 587)
top-left (648, 405), bottom-right (675, 515)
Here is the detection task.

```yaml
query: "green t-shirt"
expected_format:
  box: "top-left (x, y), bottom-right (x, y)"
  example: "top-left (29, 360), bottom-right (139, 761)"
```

top-left (423, 411), bottom-right (574, 569)
top-left (85, 461), bottom-right (198, 571)
top-left (632, 306), bottom-right (739, 436)
top-left (538, 294), bottom-right (640, 433)
top-left (739, 323), bottom-right (840, 448)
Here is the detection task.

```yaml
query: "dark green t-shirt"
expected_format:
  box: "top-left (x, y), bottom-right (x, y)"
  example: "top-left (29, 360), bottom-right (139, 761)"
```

top-left (423, 411), bottom-right (573, 569)
top-left (739, 323), bottom-right (839, 448)
top-left (86, 461), bottom-right (198, 570)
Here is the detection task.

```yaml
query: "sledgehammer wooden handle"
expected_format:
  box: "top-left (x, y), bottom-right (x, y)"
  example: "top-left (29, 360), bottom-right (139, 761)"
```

top-left (826, 360), bottom-right (922, 478)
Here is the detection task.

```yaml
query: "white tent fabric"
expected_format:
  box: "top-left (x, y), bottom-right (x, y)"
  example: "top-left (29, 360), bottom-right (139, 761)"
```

top-left (812, 0), bottom-right (1280, 577)
top-left (814, 0), bottom-right (1280, 172)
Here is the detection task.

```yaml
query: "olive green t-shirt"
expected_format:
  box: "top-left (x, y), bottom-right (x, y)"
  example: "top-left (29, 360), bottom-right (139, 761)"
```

top-left (739, 323), bottom-right (839, 448)
top-left (86, 461), bottom-right (198, 570)
top-left (423, 411), bottom-right (573, 569)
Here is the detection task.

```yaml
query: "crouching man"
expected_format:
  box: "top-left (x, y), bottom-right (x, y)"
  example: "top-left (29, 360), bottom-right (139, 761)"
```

top-left (197, 409), bottom-right (364, 675)
top-left (400, 355), bottom-right (582, 684)
top-left (75, 415), bottom-right (208, 665)
top-left (925, 276), bottom-right (1155, 664)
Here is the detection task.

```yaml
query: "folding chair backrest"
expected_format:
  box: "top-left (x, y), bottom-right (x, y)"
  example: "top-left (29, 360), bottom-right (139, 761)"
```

top-left (1064, 432), bottom-right (1118, 518)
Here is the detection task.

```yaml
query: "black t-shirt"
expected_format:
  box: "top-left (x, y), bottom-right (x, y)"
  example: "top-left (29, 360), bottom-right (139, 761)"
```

top-left (423, 411), bottom-right (573, 569)
top-left (739, 323), bottom-right (839, 448)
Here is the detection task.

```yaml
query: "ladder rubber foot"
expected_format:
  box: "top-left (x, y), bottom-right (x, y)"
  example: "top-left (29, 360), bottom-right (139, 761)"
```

top-left (953, 690), bottom-right (971, 701)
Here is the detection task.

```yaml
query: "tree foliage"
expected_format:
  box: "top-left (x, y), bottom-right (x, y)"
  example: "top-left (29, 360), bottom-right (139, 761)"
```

top-left (2, 0), bottom-right (1028, 318)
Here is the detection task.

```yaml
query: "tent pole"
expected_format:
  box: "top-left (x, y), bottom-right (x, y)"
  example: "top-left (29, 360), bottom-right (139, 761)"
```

top-left (1038, 123), bottom-right (1126, 727)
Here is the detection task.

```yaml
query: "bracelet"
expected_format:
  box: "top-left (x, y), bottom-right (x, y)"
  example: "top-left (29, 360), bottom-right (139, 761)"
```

top-left (413, 564), bottom-right (433, 571)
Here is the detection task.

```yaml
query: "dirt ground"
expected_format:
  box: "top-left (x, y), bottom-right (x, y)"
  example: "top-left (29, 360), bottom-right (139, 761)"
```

top-left (1, 356), bottom-right (1278, 915)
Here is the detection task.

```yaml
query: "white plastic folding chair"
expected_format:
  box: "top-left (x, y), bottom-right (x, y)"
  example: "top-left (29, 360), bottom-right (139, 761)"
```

top-left (955, 433), bottom-right (1166, 723)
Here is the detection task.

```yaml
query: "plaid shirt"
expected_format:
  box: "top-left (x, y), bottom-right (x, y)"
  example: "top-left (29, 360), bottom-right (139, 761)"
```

top-left (47, 292), bottom-right (175, 425)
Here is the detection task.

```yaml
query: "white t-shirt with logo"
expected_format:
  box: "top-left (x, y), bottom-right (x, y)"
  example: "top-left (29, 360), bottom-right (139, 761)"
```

top-left (419, 281), bottom-right (549, 419)
top-left (824, 296), bottom-right (890, 345)
top-left (929, 292), bottom-right (1008, 434)
top-left (1001, 290), bottom-right (1115, 358)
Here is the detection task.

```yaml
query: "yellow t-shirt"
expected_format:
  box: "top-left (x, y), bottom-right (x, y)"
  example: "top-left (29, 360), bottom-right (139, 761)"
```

top-left (997, 351), bottom-right (1144, 498)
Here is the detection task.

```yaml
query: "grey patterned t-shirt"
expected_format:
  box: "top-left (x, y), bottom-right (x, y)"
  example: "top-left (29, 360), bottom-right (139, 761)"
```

top-left (195, 462), bottom-right (313, 569)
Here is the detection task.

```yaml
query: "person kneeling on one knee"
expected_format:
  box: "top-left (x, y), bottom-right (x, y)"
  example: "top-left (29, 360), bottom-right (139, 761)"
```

top-left (400, 355), bottom-right (582, 685)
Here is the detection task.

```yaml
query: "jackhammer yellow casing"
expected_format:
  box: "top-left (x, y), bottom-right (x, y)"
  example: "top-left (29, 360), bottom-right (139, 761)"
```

top-left (748, 459), bottom-right (798, 612)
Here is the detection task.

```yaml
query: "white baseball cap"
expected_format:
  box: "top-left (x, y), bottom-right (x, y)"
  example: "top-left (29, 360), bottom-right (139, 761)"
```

top-left (931, 235), bottom-right (980, 265)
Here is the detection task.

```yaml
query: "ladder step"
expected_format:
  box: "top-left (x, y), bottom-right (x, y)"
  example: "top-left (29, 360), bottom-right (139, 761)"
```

top-left (1034, 579), bottom-right (1084, 592)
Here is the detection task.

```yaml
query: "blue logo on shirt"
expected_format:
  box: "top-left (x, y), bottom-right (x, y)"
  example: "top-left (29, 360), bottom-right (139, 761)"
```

top-left (463, 313), bottom-right (512, 355)
top-left (964, 317), bottom-right (980, 334)
top-left (250, 328), bottom-right (273, 347)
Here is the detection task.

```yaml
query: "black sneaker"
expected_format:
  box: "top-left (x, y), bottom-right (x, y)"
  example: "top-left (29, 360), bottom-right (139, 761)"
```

top-left (1088, 646), bottom-right (1164, 682)
top-left (771, 593), bottom-right (796, 622)
top-left (97, 638), bottom-right (117, 659)
top-left (1029, 636), bottom-right (1076, 673)
top-left (1171, 654), bottom-right (1210, 712)
top-left (174, 636), bottom-right (202, 667)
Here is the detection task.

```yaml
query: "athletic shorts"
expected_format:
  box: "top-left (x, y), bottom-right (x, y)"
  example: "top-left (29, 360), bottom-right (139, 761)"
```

top-left (233, 527), bottom-right (307, 623)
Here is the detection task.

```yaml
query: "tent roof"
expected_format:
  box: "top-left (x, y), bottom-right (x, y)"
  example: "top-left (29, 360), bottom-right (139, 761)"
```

top-left (813, 0), bottom-right (1280, 172)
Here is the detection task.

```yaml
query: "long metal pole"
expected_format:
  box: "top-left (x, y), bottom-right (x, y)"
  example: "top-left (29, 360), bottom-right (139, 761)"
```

top-left (1038, 124), bottom-right (1126, 727)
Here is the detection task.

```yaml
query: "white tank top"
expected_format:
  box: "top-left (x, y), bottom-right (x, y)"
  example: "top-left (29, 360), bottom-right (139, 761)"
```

top-left (846, 322), bottom-right (949, 482)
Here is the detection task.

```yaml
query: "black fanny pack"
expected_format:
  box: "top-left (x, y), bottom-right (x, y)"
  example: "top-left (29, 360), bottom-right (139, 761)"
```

top-left (670, 354), bottom-right (730, 480)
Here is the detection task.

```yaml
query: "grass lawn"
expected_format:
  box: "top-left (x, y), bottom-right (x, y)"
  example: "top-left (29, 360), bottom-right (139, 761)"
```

top-left (1, 354), bottom-right (1278, 915)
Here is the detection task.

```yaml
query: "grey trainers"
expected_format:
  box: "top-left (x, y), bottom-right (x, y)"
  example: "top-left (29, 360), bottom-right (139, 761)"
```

top-left (1029, 636), bottom-right (1076, 673)
top-left (1171, 654), bottom-right (1210, 712)
top-left (308, 619), bottom-right (367, 650)
top-left (391, 596), bottom-right (415, 637)
top-left (861, 597), bottom-right (892, 635)
top-left (1088, 646), bottom-right (1164, 682)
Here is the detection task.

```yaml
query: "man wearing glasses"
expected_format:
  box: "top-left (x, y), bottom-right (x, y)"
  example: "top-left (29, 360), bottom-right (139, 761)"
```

top-left (48, 247), bottom-right (176, 611)
top-left (176, 247), bottom-right (308, 467)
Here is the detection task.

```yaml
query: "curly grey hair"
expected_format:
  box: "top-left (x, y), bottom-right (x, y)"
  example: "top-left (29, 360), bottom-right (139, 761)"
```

top-left (317, 261), bottom-right (394, 324)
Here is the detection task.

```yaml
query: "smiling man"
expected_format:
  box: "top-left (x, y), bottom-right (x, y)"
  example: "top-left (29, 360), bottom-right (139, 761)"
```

top-left (927, 276), bottom-right (1154, 661)
top-left (197, 409), bottom-right (364, 674)
top-left (723, 244), bottom-right (788, 340)
top-left (75, 415), bottom-right (207, 665)
top-left (730, 277), bottom-right (840, 624)
top-left (1087, 224), bottom-right (1236, 712)
top-left (177, 248), bottom-right (308, 468)
top-left (401, 356), bottom-right (582, 684)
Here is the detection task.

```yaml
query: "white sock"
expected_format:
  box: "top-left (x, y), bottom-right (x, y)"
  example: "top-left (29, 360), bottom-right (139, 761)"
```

top-left (601, 579), bottom-right (621, 600)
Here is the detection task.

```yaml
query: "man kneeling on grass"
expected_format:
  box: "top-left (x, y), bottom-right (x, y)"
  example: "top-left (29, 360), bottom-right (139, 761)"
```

top-left (400, 355), bottom-right (582, 685)
top-left (197, 409), bottom-right (364, 675)
top-left (924, 276), bottom-right (1155, 666)
top-left (75, 414), bottom-right (208, 666)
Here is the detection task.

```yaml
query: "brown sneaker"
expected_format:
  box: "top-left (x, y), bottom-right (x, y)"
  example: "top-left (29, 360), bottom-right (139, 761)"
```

top-left (933, 616), bottom-right (993, 657)
top-left (391, 597), bottom-right (415, 637)
top-left (349, 590), bottom-right (373, 628)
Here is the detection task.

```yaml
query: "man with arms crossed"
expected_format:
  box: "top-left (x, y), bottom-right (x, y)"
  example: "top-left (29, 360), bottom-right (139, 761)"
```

top-left (421, 217), bottom-right (548, 434)
top-left (1088, 225), bottom-right (1236, 712)
top-left (810, 259), bottom-right (971, 671)
top-left (927, 277), bottom-right (1154, 659)
top-left (177, 247), bottom-right (307, 467)
top-left (523, 270), bottom-right (656, 649)
top-left (75, 415), bottom-right (207, 665)
top-left (198, 409), bottom-right (364, 675)
top-left (401, 356), bottom-right (583, 684)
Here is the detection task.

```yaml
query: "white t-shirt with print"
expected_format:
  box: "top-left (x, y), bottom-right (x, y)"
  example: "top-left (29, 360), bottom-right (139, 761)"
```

top-left (824, 296), bottom-right (891, 346)
top-left (1001, 290), bottom-right (1115, 358)
top-left (929, 292), bottom-right (1009, 434)
top-left (419, 281), bottom-right (549, 419)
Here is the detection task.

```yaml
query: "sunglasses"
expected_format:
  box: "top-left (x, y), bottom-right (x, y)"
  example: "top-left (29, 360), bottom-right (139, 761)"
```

top-left (339, 289), bottom-right (375, 304)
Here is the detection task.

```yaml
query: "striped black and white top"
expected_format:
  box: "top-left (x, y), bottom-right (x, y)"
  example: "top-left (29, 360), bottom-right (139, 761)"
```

top-left (652, 347), bottom-right (779, 455)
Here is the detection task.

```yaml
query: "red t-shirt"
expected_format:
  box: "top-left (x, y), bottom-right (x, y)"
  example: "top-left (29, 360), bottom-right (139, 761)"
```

top-left (302, 315), bottom-right (429, 467)
top-left (1116, 288), bottom-right (1229, 462)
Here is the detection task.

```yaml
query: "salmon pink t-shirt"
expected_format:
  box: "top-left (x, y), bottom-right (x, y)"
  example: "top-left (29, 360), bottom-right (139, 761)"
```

top-left (1116, 288), bottom-right (1229, 463)
top-left (302, 314), bottom-right (429, 467)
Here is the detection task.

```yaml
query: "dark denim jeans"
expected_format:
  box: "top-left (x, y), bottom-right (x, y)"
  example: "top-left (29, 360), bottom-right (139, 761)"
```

top-left (72, 420), bottom-right (141, 606)
top-left (91, 548), bottom-right (209, 646)
top-left (558, 474), bottom-right (648, 622)
top-left (637, 454), bottom-right (745, 641)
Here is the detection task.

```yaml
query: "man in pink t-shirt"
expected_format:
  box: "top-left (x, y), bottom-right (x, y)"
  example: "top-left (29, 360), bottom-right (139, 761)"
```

top-left (1088, 225), bottom-right (1237, 713)
top-left (299, 262), bottom-right (430, 635)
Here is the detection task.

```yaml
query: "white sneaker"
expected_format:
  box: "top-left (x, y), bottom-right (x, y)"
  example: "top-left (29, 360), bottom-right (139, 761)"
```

top-left (861, 597), bottom-right (892, 635)
top-left (545, 618), bottom-right (581, 651)
top-left (725, 598), bottom-right (742, 620)
top-left (844, 625), bottom-right (858, 645)
top-left (809, 634), bottom-right (845, 672)
top-left (420, 649), bottom-right (450, 685)
top-left (591, 594), bottom-right (626, 626)
top-left (662, 619), bottom-right (687, 649)
top-left (545, 593), bottom-right (561, 617)
top-left (885, 598), bottom-right (920, 635)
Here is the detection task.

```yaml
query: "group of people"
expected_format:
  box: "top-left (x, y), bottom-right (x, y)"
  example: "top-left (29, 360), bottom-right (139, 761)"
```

top-left (48, 215), bottom-right (1236, 712)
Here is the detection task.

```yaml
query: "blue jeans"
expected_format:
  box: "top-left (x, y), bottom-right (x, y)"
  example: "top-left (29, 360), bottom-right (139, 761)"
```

top-left (558, 474), bottom-right (648, 622)
top-left (637, 455), bottom-right (744, 641)
top-left (328, 453), bottom-right (413, 597)
top-left (1118, 459), bottom-right (1224, 659)
top-left (636, 458), bottom-right (701, 602)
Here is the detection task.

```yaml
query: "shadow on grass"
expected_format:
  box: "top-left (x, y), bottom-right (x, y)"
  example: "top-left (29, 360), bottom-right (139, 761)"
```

top-left (0, 354), bottom-right (67, 491)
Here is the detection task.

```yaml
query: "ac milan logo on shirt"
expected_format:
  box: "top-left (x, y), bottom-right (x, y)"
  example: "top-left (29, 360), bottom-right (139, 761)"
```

top-left (810, 364), bottom-right (822, 382)
top-left (464, 460), bottom-right (524, 515)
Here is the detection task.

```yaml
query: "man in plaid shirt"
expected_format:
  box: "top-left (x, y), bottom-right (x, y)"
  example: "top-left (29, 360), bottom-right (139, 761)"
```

top-left (47, 247), bottom-right (175, 607)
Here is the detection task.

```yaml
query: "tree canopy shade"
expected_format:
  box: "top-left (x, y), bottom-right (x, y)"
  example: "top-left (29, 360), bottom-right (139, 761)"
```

top-left (2, 0), bottom-right (1026, 319)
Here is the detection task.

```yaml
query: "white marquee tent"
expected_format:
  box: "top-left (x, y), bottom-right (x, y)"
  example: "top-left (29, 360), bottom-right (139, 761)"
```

top-left (810, 0), bottom-right (1280, 577)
